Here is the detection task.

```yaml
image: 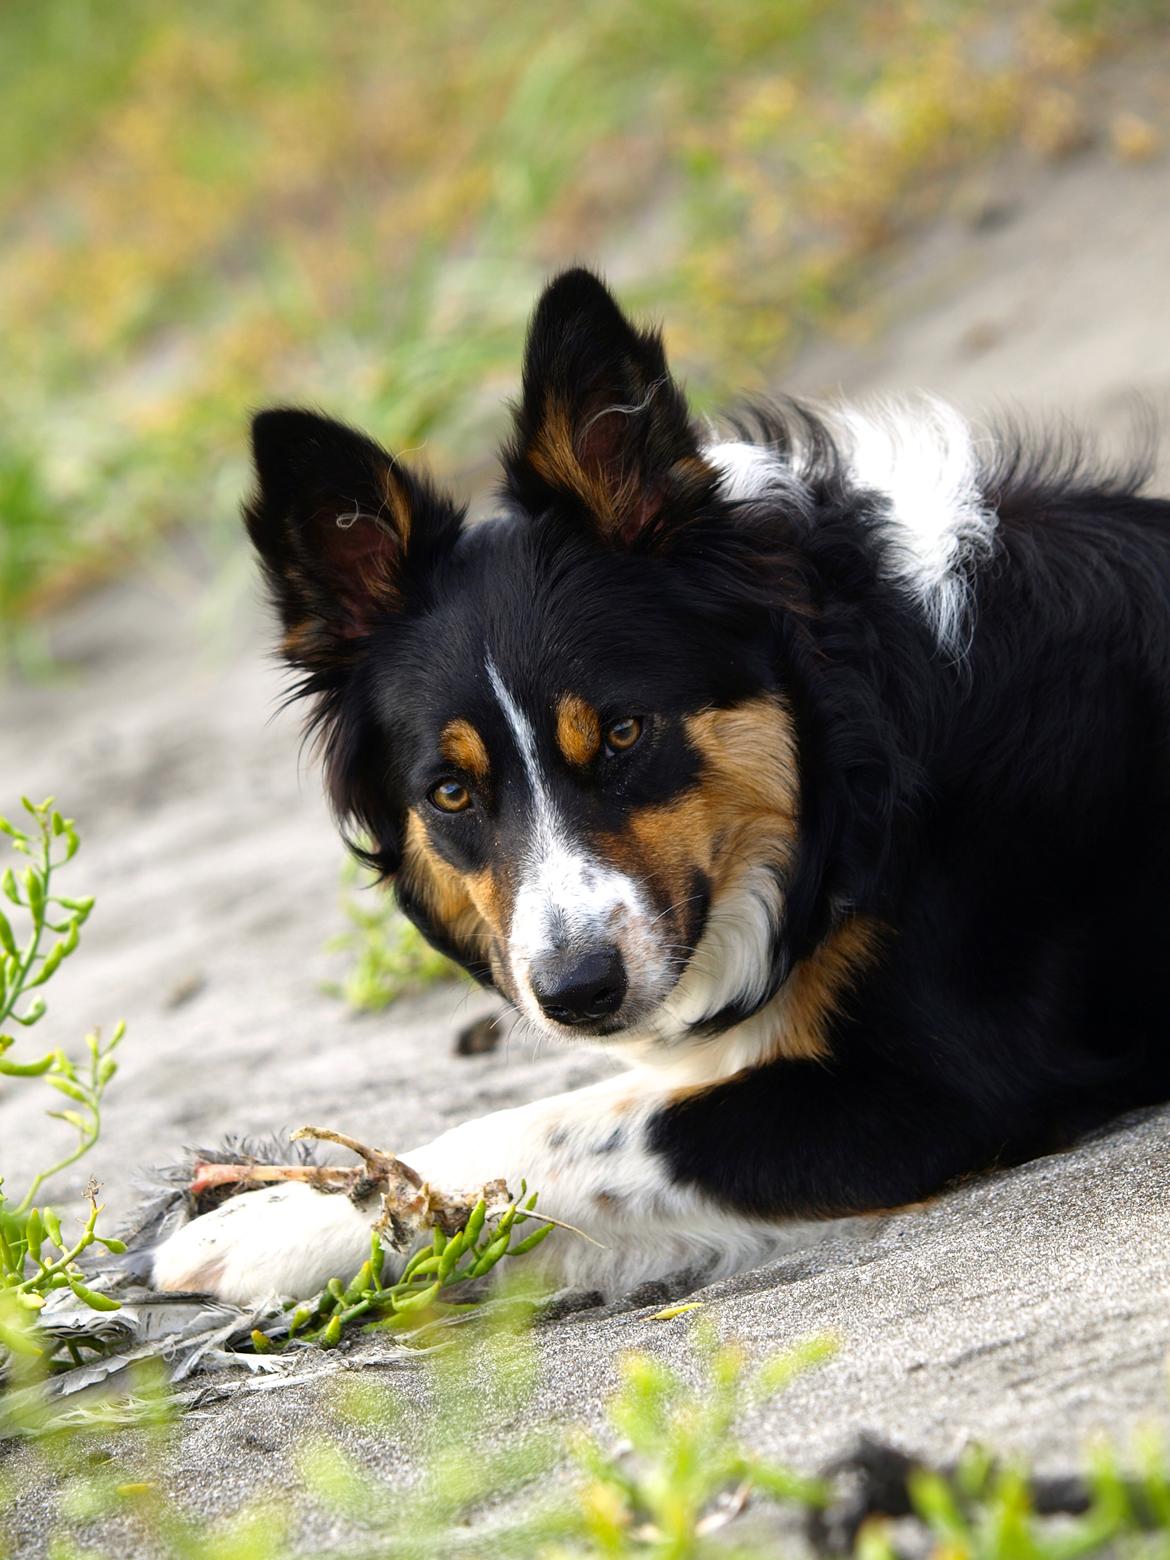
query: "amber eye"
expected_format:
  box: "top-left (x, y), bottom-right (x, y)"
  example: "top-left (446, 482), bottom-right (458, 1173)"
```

top-left (430, 779), bottom-right (472, 814)
top-left (603, 716), bottom-right (642, 755)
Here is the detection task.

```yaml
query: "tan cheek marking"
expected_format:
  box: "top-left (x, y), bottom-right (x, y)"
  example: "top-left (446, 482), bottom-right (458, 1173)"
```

top-left (599, 789), bottom-right (711, 947)
top-left (595, 695), bottom-right (874, 1068)
top-left (401, 814), bottom-right (514, 985)
top-left (678, 694), bottom-right (874, 1066)
top-left (463, 867), bottom-right (511, 942)
top-left (766, 915), bottom-right (883, 1063)
top-left (683, 697), bottom-right (800, 893)
top-left (556, 695), bottom-right (601, 768)
top-left (595, 695), bottom-right (800, 942)
top-left (439, 719), bottom-right (491, 787)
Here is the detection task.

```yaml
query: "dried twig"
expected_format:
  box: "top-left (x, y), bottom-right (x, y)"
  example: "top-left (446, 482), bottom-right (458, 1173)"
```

top-left (190, 1129), bottom-right (608, 1250)
top-left (188, 1126), bottom-right (512, 1254)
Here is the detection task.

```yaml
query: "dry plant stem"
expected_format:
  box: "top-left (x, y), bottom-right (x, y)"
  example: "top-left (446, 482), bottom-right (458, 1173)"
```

top-left (190, 1126), bottom-right (512, 1257)
top-left (190, 1126), bottom-right (428, 1200)
top-left (188, 1162), bottom-right (364, 1196)
top-left (190, 1124), bottom-right (605, 1250)
top-left (293, 1124), bottom-right (493, 1251)
top-left (291, 1124), bottom-right (423, 1186)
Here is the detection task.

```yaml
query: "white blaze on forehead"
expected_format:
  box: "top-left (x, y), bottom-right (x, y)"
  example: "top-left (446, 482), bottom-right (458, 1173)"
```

top-left (485, 655), bottom-right (632, 931)
top-left (486, 656), bottom-right (544, 807)
top-left (485, 656), bottom-right (670, 1020)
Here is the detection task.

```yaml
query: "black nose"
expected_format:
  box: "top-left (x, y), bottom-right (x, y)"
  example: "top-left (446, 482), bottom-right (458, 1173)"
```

top-left (530, 945), bottom-right (627, 1027)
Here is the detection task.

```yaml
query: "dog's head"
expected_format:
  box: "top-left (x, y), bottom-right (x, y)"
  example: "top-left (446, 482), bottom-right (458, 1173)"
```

top-left (246, 270), bottom-right (813, 1047)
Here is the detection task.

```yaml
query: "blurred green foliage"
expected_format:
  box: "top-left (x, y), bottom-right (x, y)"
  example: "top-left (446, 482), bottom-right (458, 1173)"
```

top-left (2, 1302), bottom-right (838, 1558)
top-left (324, 851), bottom-right (461, 1012)
top-left (263, 1187), bottom-right (555, 1349)
top-left (0, 799), bottom-right (126, 1338)
top-left (1, 0), bottom-right (1162, 640)
top-left (8, 1295), bottom-right (1170, 1558)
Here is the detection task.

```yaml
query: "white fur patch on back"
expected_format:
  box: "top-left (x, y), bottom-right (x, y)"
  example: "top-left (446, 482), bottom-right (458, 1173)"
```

top-left (830, 398), bottom-right (998, 655)
top-left (705, 400), bottom-right (998, 656)
top-left (703, 439), bottom-right (796, 503)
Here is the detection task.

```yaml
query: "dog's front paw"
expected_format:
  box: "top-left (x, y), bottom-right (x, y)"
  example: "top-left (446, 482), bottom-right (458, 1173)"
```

top-left (151, 1182), bottom-right (377, 1306)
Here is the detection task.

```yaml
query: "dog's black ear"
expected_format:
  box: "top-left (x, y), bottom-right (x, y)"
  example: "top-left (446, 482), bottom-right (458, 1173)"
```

top-left (244, 409), bottom-right (463, 669)
top-left (504, 269), bottom-right (718, 549)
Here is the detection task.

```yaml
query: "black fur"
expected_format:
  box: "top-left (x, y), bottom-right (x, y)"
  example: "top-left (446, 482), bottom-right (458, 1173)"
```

top-left (651, 407), bottom-right (1170, 1213)
top-left (245, 267), bottom-right (1170, 1224)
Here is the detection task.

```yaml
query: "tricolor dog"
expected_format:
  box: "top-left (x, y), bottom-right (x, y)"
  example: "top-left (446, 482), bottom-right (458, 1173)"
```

top-left (154, 269), bottom-right (1170, 1304)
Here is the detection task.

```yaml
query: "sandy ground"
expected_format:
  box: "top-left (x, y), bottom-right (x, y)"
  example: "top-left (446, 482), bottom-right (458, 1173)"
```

top-left (3, 48), bottom-right (1170, 1555)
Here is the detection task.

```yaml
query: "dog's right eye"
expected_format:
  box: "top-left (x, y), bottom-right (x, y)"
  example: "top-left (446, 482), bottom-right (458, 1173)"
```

top-left (430, 780), bottom-right (472, 814)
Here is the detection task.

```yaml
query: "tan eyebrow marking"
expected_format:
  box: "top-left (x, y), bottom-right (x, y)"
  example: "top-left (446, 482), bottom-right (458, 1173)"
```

top-left (439, 718), bottom-right (491, 785)
top-left (556, 694), bottom-right (601, 767)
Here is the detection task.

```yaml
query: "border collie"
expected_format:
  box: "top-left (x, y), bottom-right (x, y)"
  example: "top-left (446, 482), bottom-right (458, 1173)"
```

top-left (153, 268), bottom-right (1170, 1304)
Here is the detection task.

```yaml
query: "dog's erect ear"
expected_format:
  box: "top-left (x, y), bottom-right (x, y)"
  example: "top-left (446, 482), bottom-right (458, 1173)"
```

top-left (504, 269), bottom-right (717, 548)
top-left (244, 409), bottom-right (463, 668)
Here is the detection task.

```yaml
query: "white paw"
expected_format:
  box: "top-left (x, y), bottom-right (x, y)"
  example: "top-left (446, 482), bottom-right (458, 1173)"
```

top-left (151, 1183), bottom-right (377, 1306)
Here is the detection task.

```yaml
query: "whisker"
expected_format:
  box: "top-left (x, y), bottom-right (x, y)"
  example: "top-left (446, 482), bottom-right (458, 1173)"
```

top-left (649, 891), bottom-right (708, 928)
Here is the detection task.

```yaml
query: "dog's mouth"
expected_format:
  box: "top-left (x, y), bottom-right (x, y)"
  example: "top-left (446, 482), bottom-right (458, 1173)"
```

top-left (526, 1001), bottom-right (653, 1043)
top-left (541, 1012), bottom-right (630, 1040)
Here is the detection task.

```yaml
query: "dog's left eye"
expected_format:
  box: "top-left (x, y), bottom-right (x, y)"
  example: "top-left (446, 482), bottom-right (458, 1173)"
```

top-left (603, 717), bottom-right (642, 756)
top-left (430, 780), bottom-right (472, 814)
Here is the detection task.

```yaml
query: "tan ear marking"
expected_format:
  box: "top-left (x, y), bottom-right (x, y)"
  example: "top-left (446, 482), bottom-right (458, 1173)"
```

top-left (281, 619), bottom-right (318, 662)
top-left (528, 398), bottom-right (603, 519)
top-left (315, 503), bottom-right (406, 621)
top-left (556, 695), bottom-right (602, 767)
top-left (378, 466), bottom-right (413, 546)
top-left (439, 719), bottom-right (491, 786)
